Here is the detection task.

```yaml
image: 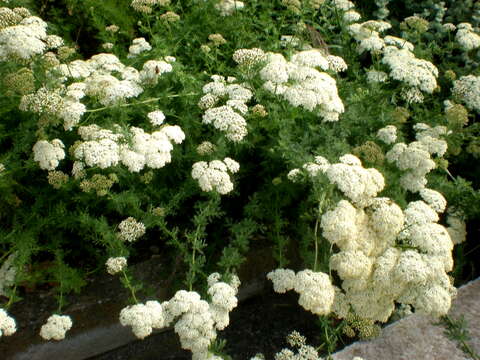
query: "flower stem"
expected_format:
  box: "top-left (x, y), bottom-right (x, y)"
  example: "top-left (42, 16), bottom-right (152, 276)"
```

top-left (122, 270), bottom-right (139, 303)
top-left (85, 93), bottom-right (198, 113)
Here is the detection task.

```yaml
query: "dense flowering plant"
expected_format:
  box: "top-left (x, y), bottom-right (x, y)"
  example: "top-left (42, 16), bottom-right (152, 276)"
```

top-left (0, 0), bottom-right (479, 358)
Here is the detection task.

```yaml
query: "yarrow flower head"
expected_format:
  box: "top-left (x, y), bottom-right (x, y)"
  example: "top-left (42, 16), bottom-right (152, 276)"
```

top-left (0, 309), bottom-right (16, 337)
top-left (191, 158), bottom-right (240, 195)
top-left (147, 110), bottom-right (165, 126)
top-left (117, 217), bottom-right (146, 242)
top-left (199, 75), bottom-right (253, 142)
top-left (232, 48), bottom-right (266, 66)
top-left (40, 314), bottom-right (72, 341)
top-left (258, 50), bottom-right (345, 121)
top-left (33, 139), bottom-right (65, 170)
top-left (268, 268), bottom-right (335, 316)
top-left (106, 257), bottom-right (127, 275)
top-left (382, 46), bottom-right (438, 94)
top-left (215, 0), bottom-right (245, 16)
top-left (377, 125), bottom-right (397, 144)
top-left (128, 37), bottom-right (152, 58)
top-left (120, 300), bottom-right (164, 339)
top-left (455, 23), bottom-right (480, 51)
top-left (452, 75), bottom-right (480, 113)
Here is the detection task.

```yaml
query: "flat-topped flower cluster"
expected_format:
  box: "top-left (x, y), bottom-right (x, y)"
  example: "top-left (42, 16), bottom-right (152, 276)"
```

top-left (282, 153), bottom-right (462, 322)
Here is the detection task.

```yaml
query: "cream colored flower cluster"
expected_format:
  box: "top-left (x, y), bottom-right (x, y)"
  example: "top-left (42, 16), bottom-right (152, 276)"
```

top-left (127, 37), bottom-right (152, 58)
top-left (253, 49), bottom-right (345, 121)
top-left (191, 158), bottom-right (240, 195)
top-left (232, 48), bottom-right (266, 66)
top-left (215, 0), bottom-right (245, 16)
top-left (158, 274), bottom-right (239, 360)
top-left (386, 123), bottom-right (448, 192)
top-left (32, 139), bottom-right (65, 171)
top-left (72, 121), bottom-right (185, 172)
top-left (19, 85), bottom-right (86, 131)
top-left (289, 153), bottom-right (457, 322)
top-left (316, 157), bottom-right (456, 321)
top-left (105, 256), bottom-right (127, 275)
top-left (268, 330), bottom-right (365, 360)
top-left (348, 20), bottom-right (392, 54)
top-left (267, 269), bottom-right (335, 316)
top-left (342, 3), bottom-right (438, 103)
top-left (131, 0), bottom-right (170, 13)
top-left (0, 309), bottom-right (16, 337)
top-left (199, 75), bottom-right (253, 142)
top-left (376, 124), bottom-right (397, 144)
top-left (293, 154), bottom-right (384, 207)
top-left (20, 54), bottom-right (173, 132)
top-left (120, 300), bottom-right (164, 339)
top-left (452, 74), bottom-right (480, 113)
top-left (0, 7), bottom-right (63, 62)
top-left (455, 23), bottom-right (480, 51)
top-left (117, 217), bottom-right (146, 243)
top-left (39, 314), bottom-right (72, 340)
top-left (382, 46), bottom-right (438, 94)
top-left (207, 272), bottom-right (240, 330)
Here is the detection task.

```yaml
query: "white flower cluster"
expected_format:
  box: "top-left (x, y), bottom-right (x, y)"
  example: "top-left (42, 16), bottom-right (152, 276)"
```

top-left (232, 47), bottom-right (266, 66)
top-left (258, 50), bottom-right (345, 121)
top-left (347, 20), bottom-right (391, 54)
top-left (294, 154), bottom-right (384, 207)
top-left (289, 149), bottom-right (458, 321)
top-left (131, 0), bottom-right (171, 13)
top-left (207, 272), bottom-right (239, 330)
top-left (39, 314), bottom-right (72, 341)
top-left (382, 46), bottom-right (438, 94)
top-left (330, 0), bottom-right (355, 11)
top-left (191, 158), bottom-right (240, 195)
top-left (32, 53), bottom-right (173, 130)
top-left (0, 309), bottom-right (16, 337)
top-left (147, 110), bottom-right (165, 126)
top-left (386, 123), bottom-right (448, 192)
top-left (105, 256), bottom-right (127, 275)
top-left (159, 274), bottom-right (239, 360)
top-left (0, 253), bottom-right (16, 297)
top-left (140, 59), bottom-right (174, 85)
top-left (117, 217), bottom-right (146, 243)
top-left (73, 122), bottom-right (185, 172)
top-left (452, 75), bottom-right (480, 113)
top-left (120, 300), bottom-right (164, 339)
top-left (344, 4), bottom-right (438, 102)
top-left (376, 124), bottom-right (397, 144)
top-left (19, 85), bottom-right (87, 131)
top-left (33, 139), bottom-right (65, 171)
top-left (267, 269), bottom-right (335, 316)
top-left (19, 54), bottom-right (171, 133)
top-left (128, 37), bottom-right (152, 58)
top-left (343, 10), bottom-right (362, 23)
top-left (0, 8), bottom-right (51, 61)
top-left (199, 75), bottom-right (252, 142)
top-left (455, 23), bottom-right (480, 51)
top-left (315, 155), bottom-right (457, 321)
top-left (400, 87), bottom-right (424, 104)
top-left (215, 0), bottom-right (245, 16)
